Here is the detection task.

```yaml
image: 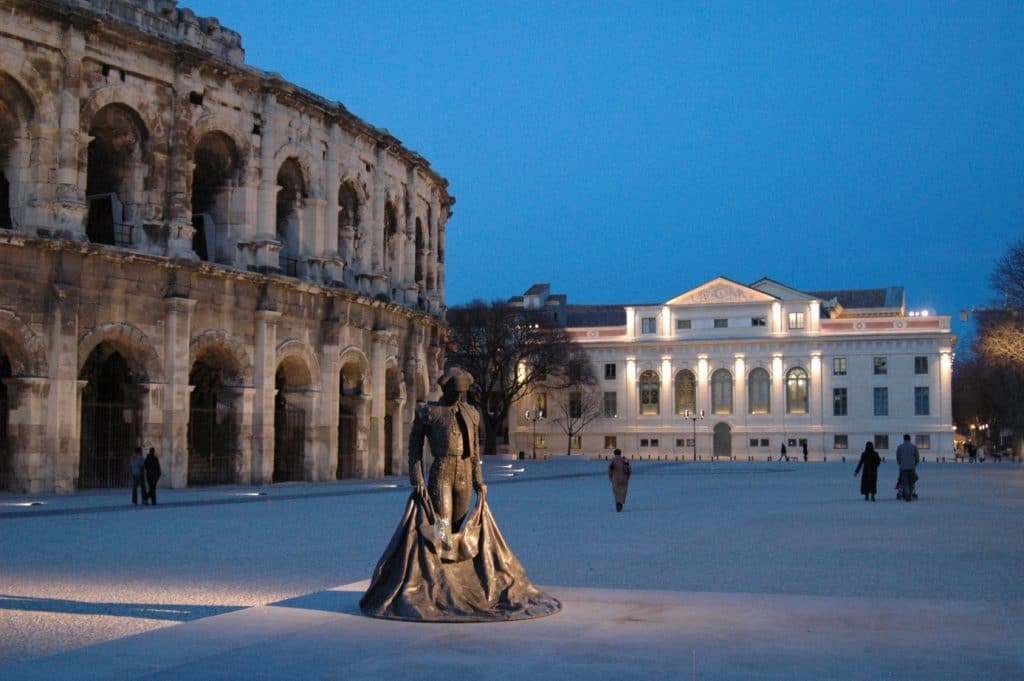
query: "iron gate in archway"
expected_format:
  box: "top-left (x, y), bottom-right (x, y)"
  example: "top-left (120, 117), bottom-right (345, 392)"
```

top-left (188, 407), bottom-right (237, 485)
top-left (79, 403), bottom-right (137, 488)
top-left (273, 403), bottom-right (305, 482)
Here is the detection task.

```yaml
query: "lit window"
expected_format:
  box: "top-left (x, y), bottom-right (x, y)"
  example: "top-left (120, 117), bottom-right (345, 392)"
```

top-left (874, 434), bottom-right (889, 450)
top-left (534, 434), bottom-right (547, 449)
top-left (714, 318), bottom-right (728, 328)
top-left (639, 370), bottom-right (659, 415)
top-left (788, 312), bottom-right (805, 329)
top-left (674, 370), bottom-right (696, 415)
top-left (748, 368), bottom-right (771, 415)
top-left (604, 436), bottom-right (617, 449)
top-left (915, 387), bottom-right (930, 415)
top-left (834, 434), bottom-right (848, 450)
top-left (604, 363), bottom-right (616, 380)
top-left (833, 388), bottom-right (847, 416)
top-left (833, 357), bottom-right (847, 376)
top-left (874, 357), bottom-right (887, 375)
top-left (535, 393), bottom-right (547, 416)
top-left (677, 438), bottom-right (687, 447)
top-left (603, 391), bottom-right (617, 418)
top-left (641, 317), bottom-right (657, 334)
top-left (570, 435), bottom-right (582, 450)
top-left (785, 367), bottom-right (808, 414)
top-left (676, 319), bottom-right (691, 330)
top-left (915, 356), bottom-right (928, 374)
top-left (873, 387), bottom-right (888, 416)
top-left (711, 369), bottom-right (733, 415)
top-left (915, 434), bottom-right (930, 449)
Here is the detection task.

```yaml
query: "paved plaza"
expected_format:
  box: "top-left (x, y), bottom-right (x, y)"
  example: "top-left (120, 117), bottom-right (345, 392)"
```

top-left (1, 459), bottom-right (1021, 679)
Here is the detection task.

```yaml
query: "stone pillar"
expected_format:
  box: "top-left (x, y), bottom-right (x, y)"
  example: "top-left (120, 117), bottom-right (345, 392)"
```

top-left (252, 309), bottom-right (281, 484)
top-left (256, 100), bottom-right (279, 239)
top-left (389, 396), bottom-right (407, 476)
top-left (48, 282), bottom-right (82, 493)
top-left (367, 330), bottom-right (390, 477)
top-left (54, 27), bottom-right (88, 240)
top-left (4, 378), bottom-right (51, 493)
top-left (163, 296), bottom-right (196, 488)
top-left (224, 386), bottom-right (255, 484)
top-left (354, 394), bottom-right (371, 478)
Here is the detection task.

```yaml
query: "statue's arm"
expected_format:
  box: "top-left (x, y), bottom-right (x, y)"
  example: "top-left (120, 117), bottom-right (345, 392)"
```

top-left (408, 410), bottom-right (426, 487)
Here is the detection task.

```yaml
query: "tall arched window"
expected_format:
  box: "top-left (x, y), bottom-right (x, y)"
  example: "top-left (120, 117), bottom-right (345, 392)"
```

top-left (639, 370), bottom-right (660, 416)
top-left (675, 369), bottom-right (696, 415)
top-left (748, 368), bottom-right (771, 415)
top-left (711, 369), bottom-right (733, 415)
top-left (786, 367), bottom-right (809, 414)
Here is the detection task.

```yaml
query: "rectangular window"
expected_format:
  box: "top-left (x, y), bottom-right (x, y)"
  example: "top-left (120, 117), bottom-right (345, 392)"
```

top-left (535, 393), bottom-right (547, 416)
top-left (676, 319), bottom-right (691, 330)
top-left (874, 434), bottom-right (889, 450)
top-left (833, 388), bottom-right (848, 416)
top-left (568, 362), bottom-right (582, 382)
top-left (874, 357), bottom-right (887, 375)
top-left (570, 435), bottom-right (582, 450)
top-left (915, 356), bottom-right (929, 374)
top-left (676, 438), bottom-right (687, 447)
top-left (714, 318), bottom-right (728, 328)
top-left (788, 312), bottom-right (805, 329)
top-left (833, 357), bottom-right (847, 376)
top-left (641, 317), bottom-right (657, 334)
top-left (603, 391), bottom-right (617, 418)
top-left (604, 363), bottom-right (616, 380)
top-left (534, 434), bottom-right (547, 449)
top-left (834, 434), bottom-right (848, 450)
top-left (751, 317), bottom-right (766, 327)
top-left (760, 438), bottom-right (769, 447)
top-left (873, 387), bottom-right (888, 416)
top-left (915, 434), bottom-right (931, 449)
top-left (915, 387), bottom-right (930, 416)
top-left (650, 438), bottom-right (659, 447)
top-left (569, 392), bottom-right (582, 418)
top-left (749, 438), bottom-right (759, 447)
top-left (604, 436), bottom-right (617, 449)
top-left (640, 438), bottom-right (649, 447)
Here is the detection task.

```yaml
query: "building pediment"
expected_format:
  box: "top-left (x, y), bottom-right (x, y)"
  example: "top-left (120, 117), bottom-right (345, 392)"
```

top-left (666, 277), bottom-right (777, 306)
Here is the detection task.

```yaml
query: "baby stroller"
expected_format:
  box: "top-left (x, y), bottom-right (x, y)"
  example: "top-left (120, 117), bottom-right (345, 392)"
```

top-left (895, 470), bottom-right (919, 501)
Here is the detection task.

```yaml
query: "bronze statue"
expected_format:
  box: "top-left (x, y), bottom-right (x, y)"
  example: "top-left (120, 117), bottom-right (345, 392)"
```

top-left (360, 366), bottom-right (561, 622)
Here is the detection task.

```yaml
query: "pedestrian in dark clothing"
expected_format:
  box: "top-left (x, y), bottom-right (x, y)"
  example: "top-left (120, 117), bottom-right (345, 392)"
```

top-left (802, 441), bottom-right (808, 462)
top-left (608, 449), bottom-right (631, 512)
top-left (896, 434), bottom-right (920, 502)
top-left (129, 447), bottom-right (146, 505)
top-left (779, 443), bottom-right (788, 461)
top-left (144, 447), bottom-right (161, 505)
top-left (854, 441), bottom-right (881, 501)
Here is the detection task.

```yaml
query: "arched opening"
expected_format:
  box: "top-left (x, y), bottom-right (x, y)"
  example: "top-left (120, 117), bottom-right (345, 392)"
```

top-left (384, 366), bottom-right (402, 476)
top-left (748, 367), bottom-right (771, 415)
top-left (786, 367), bottom-right (809, 414)
top-left (639, 370), bottom-right (660, 416)
top-left (273, 357), bottom-right (310, 482)
top-left (337, 360), bottom-right (364, 479)
top-left (0, 351), bottom-right (10, 489)
top-left (275, 158), bottom-right (306, 276)
top-left (78, 343), bottom-right (140, 488)
top-left (86, 104), bottom-right (148, 246)
top-left (674, 369), bottom-right (696, 415)
top-left (191, 131), bottom-right (240, 263)
top-left (414, 216), bottom-right (425, 286)
top-left (0, 72), bottom-right (36, 231)
top-left (713, 422), bottom-right (732, 457)
top-left (383, 200), bottom-right (398, 272)
top-left (711, 369), bottom-right (733, 415)
top-left (187, 356), bottom-right (239, 485)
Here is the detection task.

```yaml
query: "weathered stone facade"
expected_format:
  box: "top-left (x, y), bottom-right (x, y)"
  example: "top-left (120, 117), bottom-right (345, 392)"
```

top-left (0, 0), bottom-right (453, 492)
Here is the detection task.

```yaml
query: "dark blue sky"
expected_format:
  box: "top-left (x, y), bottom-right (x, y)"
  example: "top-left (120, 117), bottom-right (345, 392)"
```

top-left (188, 1), bottom-right (1023, 339)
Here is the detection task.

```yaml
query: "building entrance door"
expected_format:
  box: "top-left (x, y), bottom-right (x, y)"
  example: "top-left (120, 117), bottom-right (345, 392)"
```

top-left (713, 422), bottom-right (732, 458)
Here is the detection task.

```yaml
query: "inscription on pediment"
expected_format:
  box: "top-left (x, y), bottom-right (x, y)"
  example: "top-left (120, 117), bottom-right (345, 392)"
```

top-left (679, 283), bottom-right (761, 305)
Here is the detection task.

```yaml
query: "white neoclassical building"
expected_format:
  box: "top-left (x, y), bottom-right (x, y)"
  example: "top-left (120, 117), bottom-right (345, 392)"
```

top-left (510, 279), bottom-right (955, 461)
top-left (0, 0), bottom-right (452, 492)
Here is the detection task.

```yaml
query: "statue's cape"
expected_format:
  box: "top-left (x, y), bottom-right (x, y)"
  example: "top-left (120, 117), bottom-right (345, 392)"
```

top-left (359, 488), bottom-right (561, 622)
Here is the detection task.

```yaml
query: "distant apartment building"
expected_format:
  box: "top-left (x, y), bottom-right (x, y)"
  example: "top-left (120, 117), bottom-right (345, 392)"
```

top-left (509, 279), bottom-right (954, 460)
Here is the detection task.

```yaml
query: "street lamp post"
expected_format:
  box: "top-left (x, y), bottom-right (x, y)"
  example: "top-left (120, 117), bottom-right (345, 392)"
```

top-left (525, 409), bottom-right (545, 459)
top-left (683, 409), bottom-right (704, 461)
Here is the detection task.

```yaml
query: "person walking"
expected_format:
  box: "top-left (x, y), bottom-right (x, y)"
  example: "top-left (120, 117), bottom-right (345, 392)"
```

top-left (129, 447), bottom-right (146, 505)
top-left (854, 441), bottom-right (881, 501)
top-left (802, 441), bottom-right (808, 462)
top-left (144, 447), bottom-right (161, 505)
top-left (779, 442), bottom-right (788, 462)
top-left (608, 448), bottom-right (631, 512)
top-left (896, 434), bottom-right (920, 502)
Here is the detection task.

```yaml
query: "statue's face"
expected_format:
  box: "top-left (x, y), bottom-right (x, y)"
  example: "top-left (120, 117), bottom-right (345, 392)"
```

top-left (444, 372), bottom-right (473, 395)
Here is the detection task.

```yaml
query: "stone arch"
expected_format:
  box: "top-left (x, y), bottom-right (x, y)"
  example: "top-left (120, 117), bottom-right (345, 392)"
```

top-left (0, 69), bottom-right (38, 232)
top-left (189, 127), bottom-right (245, 262)
top-left (338, 345), bottom-right (370, 394)
top-left (187, 114), bottom-right (252, 168)
top-left (189, 329), bottom-right (254, 386)
top-left (0, 54), bottom-right (58, 123)
top-left (273, 339), bottom-right (318, 483)
top-left (271, 144), bottom-right (317, 197)
top-left (79, 85), bottom-right (164, 176)
top-left (275, 338), bottom-right (321, 390)
top-left (337, 344), bottom-right (370, 479)
top-left (78, 321), bottom-right (163, 383)
top-left (0, 309), bottom-right (46, 377)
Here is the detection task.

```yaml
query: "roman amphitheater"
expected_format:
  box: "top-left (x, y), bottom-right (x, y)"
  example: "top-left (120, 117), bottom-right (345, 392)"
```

top-left (0, 0), bottom-right (453, 492)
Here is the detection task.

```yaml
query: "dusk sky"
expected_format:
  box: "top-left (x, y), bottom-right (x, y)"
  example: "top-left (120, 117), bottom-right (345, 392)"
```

top-left (188, 1), bottom-right (1023, 340)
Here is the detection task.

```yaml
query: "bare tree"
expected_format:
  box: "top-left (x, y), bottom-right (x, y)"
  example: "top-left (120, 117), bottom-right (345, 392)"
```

top-left (550, 386), bottom-right (603, 455)
top-left (977, 317), bottom-right (1024, 367)
top-left (445, 300), bottom-right (591, 455)
top-left (990, 236), bottom-right (1024, 308)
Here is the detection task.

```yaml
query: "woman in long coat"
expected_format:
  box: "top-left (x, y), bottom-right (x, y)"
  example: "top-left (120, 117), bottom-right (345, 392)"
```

top-left (854, 441), bottom-right (881, 501)
top-left (608, 448), bottom-right (631, 512)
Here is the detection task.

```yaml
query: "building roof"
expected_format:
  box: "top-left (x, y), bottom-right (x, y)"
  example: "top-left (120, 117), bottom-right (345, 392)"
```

top-left (564, 305), bottom-right (628, 327)
top-left (807, 286), bottom-right (904, 311)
